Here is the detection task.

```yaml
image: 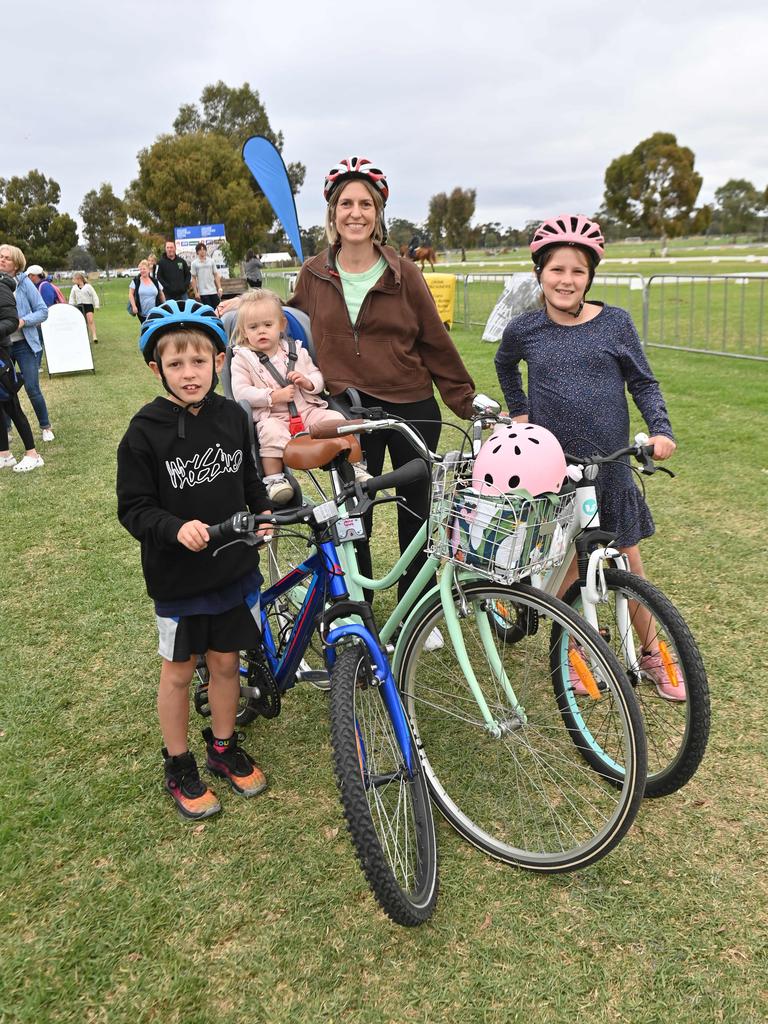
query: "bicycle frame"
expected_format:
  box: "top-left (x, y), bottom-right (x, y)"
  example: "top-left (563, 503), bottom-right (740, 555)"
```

top-left (259, 535), bottom-right (416, 776)
top-left (326, 467), bottom-right (524, 736)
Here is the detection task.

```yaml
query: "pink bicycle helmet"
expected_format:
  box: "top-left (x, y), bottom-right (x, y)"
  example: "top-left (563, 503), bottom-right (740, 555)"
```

top-left (530, 214), bottom-right (605, 263)
top-left (472, 423), bottom-right (566, 496)
top-left (323, 157), bottom-right (389, 204)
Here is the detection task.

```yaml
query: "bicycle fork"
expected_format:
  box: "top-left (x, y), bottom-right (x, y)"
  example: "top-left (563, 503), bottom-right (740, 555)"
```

top-left (579, 548), bottom-right (642, 676)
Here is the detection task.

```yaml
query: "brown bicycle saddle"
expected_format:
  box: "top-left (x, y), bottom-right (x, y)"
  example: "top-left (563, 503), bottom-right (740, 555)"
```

top-left (283, 433), bottom-right (363, 471)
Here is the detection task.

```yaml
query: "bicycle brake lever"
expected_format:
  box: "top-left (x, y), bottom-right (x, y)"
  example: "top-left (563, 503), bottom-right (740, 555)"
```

top-left (212, 534), bottom-right (263, 557)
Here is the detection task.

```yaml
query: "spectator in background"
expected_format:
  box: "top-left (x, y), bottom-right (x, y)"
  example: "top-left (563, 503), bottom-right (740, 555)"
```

top-left (147, 253), bottom-right (159, 285)
top-left (243, 250), bottom-right (263, 289)
top-left (129, 260), bottom-right (165, 322)
top-left (26, 265), bottom-right (60, 307)
top-left (0, 243), bottom-right (54, 443)
top-left (0, 270), bottom-right (44, 472)
top-left (69, 272), bottom-right (100, 345)
top-left (157, 240), bottom-right (191, 302)
top-left (191, 242), bottom-right (223, 309)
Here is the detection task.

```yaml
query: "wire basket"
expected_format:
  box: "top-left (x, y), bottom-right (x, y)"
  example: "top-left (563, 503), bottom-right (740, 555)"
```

top-left (428, 455), bottom-right (576, 584)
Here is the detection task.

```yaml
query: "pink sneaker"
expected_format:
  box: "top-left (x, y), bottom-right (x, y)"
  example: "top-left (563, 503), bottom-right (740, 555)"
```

top-left (639, 649), bottom-right (686, 702)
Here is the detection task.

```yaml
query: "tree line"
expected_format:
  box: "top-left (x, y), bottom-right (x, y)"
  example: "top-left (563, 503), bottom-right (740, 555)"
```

top-left (2, 91), bottom-right (766, 273)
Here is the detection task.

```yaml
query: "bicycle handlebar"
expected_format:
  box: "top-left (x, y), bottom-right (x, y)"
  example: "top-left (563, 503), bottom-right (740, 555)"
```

top-left (309, 417), bottom-right (435, 462)
top-left (564, 435), bottom-right (674, 478)
top-left (206, 459), bottom-right (430, 545)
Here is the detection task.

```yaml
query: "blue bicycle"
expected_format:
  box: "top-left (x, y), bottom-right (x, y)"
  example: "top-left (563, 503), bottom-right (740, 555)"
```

top-left (201, 444), bottom-right (439, 927)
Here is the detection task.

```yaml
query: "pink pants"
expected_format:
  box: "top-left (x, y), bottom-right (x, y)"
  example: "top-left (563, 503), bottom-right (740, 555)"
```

top-left (256, 406), bottom-right (347, 458)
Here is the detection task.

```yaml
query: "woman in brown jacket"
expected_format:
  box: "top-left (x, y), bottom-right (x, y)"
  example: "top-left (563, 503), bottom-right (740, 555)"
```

top-left (289, 157), bottom-right (476, 609)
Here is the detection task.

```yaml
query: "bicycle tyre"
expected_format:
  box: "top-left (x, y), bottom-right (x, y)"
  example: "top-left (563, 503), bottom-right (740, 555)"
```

top-left (559, 570), bottom-right (710, 797)
top-left (329, 643), bottom-right (439, 925)
top-left (397, 581), bottom-right (646, 873)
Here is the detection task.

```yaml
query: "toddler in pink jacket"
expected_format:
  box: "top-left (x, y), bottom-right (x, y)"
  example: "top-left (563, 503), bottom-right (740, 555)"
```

top-left (231, 290), bottom-right (346, 503)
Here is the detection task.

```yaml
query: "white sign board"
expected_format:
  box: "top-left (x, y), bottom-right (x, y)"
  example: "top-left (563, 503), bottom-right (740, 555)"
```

top-left (41, 304), bottom-right (94, 376)
top-left (482, 273), bottom-right (541, 342)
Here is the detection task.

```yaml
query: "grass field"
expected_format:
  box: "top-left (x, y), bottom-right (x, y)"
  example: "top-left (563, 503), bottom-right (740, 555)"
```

top-left (2, 279), bottom-right (767, 1024)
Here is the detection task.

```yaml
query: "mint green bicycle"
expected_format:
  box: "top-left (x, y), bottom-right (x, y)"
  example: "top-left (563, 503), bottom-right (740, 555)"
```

top-left (264, 402), bottom-right (647, 872)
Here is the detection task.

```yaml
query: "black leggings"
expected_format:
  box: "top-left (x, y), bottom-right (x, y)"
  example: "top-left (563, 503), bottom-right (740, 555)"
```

top-left (0, 395), bottom-right (35, 451)
top-left (354, 393), bottom-right (442, 602)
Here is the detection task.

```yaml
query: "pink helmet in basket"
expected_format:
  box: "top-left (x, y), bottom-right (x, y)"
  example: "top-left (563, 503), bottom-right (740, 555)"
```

top-left (472, 423), bottom-right (566, 496)
top-left (530, 214), bottom-right (605, 263)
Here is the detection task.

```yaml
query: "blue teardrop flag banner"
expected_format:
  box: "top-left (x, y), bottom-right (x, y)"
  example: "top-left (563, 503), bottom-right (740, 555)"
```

top-left (242, 136), bottom-right (304, 263)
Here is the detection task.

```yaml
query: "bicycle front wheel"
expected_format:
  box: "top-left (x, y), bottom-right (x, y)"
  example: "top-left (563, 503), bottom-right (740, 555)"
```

top-left (397, 581), bottom-right (646, 872)
top-left (560, 569), bottom-right (710, 797)
top-left (329, 644), bottom-right (438, 926)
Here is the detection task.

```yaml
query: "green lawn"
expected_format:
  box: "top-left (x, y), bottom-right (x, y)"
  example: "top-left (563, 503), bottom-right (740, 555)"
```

top-left (1, 281), bottom-right (767, 1023)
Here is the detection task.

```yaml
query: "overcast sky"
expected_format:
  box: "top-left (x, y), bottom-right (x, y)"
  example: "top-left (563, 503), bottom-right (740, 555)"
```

top-left (4, 0), bottom-right (767, 239)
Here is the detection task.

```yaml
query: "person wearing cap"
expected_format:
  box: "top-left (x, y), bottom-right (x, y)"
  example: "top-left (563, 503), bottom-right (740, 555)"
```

top-left (26, 265), bottom-right (59, 307)
top-left (0, 243), bottom-right (54, 443)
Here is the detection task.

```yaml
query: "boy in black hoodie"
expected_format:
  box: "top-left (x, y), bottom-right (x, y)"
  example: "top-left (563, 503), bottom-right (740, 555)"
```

top-left (117, 300), bottom-right (271, 820)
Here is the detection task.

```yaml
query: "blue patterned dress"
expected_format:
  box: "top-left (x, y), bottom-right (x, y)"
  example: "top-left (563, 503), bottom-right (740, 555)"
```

top-left (494, 303), bottom-right (674, 547)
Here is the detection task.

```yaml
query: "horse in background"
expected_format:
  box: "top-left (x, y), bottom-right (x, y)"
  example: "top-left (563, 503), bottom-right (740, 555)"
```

top-left (399, 244), bottom-right (437, 272)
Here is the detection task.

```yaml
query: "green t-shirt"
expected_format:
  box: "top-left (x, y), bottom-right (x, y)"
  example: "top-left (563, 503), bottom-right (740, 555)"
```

top-left (336, 256), bottom-right (387, 325)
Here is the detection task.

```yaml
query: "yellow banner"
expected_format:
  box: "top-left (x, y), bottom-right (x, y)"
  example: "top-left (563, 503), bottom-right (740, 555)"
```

top-left (424, 273), bottom-right (457, 328)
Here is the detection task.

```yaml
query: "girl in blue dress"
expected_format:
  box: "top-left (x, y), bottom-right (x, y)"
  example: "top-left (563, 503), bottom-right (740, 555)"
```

top-left (494, 214), bottom-right (684, 700)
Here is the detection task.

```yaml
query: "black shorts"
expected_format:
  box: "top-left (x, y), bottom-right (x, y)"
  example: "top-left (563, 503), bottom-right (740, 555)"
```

top-left (77, 304), bottom-right (95, 315)
top-left (199, 293), bottom-right (220, 310)
top-left (155, 598), bottom-right (261, 662)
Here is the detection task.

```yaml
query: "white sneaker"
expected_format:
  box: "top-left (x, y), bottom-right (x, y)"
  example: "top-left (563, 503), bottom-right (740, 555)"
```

top-left (42, 428), bottom-right (55, 442)
top-left (0, 454), bottom-right (17, 469)
top-left (12, 454), bottom-right (44, 473)
top-left (266, 476), bottom-right (293, 505)
top-left (424, 627), bottom-right (444, 652)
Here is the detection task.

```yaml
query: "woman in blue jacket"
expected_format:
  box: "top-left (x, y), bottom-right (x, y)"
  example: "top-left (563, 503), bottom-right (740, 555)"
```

top-left (0, 244), bottom-right (54, 442)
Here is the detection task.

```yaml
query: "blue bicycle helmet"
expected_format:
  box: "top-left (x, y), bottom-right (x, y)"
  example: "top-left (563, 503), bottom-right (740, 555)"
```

top-left (139, 299), bottom-right (228, 364)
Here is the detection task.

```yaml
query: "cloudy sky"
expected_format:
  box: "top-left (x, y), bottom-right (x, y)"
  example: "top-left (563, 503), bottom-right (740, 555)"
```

top-left (4, 0), bottom-right (767, 237)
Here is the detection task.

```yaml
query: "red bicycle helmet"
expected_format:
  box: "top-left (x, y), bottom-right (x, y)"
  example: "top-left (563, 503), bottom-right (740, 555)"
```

top-left (323, 157), bottom-right (389, 204)
top-left (530, 214), bottom-right (605, 263)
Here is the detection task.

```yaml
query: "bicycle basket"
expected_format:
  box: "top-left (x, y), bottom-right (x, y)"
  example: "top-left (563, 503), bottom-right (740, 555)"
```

top-left (428, 455), bottom-right (575, 584)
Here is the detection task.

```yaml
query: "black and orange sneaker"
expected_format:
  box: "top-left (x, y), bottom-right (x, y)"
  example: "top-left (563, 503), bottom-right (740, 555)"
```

top-left (162, 748), bottom-right (222, 821)
top-left (203, 728), bottom-right (267, 798)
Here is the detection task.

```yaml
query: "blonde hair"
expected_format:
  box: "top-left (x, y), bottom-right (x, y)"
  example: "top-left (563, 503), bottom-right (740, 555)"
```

top-left (0, 244), bottom-right (26, 273)
top-left (138, 260), bottom-right (150, 272)
top-left (325, 179), bottom-right (385, 246)
top-left (73, 272), bottom-right (87, 285)
top-left (233, 289), bottom-right (286, 348)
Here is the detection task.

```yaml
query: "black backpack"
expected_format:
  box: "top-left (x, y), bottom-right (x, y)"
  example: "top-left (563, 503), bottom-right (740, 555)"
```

top-left (0, 350), bottom-right (23, 403)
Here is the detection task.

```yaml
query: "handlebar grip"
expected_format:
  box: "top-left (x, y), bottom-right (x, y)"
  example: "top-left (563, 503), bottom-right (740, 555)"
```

top-left (309, 418), bottom-right (365, 439)
top-left (206, 521), bottom-right (230, 543)
top-left (364, 459), bottom-right (429, 497)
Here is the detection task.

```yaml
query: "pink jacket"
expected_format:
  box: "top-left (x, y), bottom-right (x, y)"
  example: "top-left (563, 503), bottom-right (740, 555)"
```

top-left (230, 342), bottom-right (331, 423)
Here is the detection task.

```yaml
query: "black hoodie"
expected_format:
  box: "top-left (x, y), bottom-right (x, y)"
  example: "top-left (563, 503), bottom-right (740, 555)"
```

top-left (116, 393), bottom-right (269, 602)
top-left (0, 272), bottom-right (19, 350)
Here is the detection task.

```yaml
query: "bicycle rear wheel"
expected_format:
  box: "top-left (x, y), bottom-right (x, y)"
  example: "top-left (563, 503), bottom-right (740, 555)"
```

top-left (329, 643), bottom-right (438, 925)
top-left (397, 581), bottom-right (646, 872)
top-left (560, 569), bottom-right (710, 797)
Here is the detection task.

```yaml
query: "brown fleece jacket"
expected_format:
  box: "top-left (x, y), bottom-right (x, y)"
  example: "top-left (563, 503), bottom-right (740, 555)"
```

top-left (288, 243), bottom-right (475, 418)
